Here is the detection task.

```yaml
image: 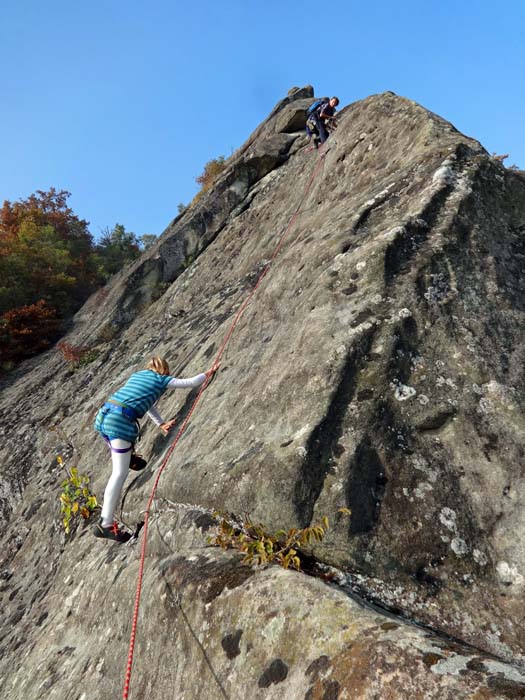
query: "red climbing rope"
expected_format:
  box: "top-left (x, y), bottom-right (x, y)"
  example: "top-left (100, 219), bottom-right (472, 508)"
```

top-left (122, 147), bottom-right (327, 699)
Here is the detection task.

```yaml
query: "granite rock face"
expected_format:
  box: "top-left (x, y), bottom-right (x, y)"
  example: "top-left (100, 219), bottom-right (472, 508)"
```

top-left (1, 88), bottom-right (524, 698)
top-left (1, 505), bottom-right (525, 700)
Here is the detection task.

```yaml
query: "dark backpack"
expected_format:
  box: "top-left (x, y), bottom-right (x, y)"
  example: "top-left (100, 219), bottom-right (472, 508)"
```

top-left (306, 98), bottom-right (329, 116)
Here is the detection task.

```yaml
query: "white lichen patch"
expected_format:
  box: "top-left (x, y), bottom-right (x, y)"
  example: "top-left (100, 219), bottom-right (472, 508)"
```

top-left (451, 538), bottom-right (469, 556)
top-left (477, 398), bottom-right (492, 414)
top-left (432, 161), bottom-right (456, 186)
top-left (436, 376), bottom-right (457, 390)
top-left (473, 549), bottom-right (488, 566)
top-left (482, 380), bottom-right (517, 409)
top-left (412, 455), bottom-right (438, 483)
top-left (261, 613), bottom-right (286, 640)
top-left (439, 508), bottom-right (457, 531)
top-left (331, 254), bottom-right (346, 272)
top-left (414, 482), bottom-right (433, 499)
top-left (412, 455), bottom-right (429, 471)
top-left (398, 308), bottom-right (412, 319)
top-left (483, 659), bottom-right (525, 683)
top-left (394, 383), bottom-right (416, 401)
top-left (496, 561), bottom-right (524, 586)
top-left (430, 653), bottom-right (470, 676)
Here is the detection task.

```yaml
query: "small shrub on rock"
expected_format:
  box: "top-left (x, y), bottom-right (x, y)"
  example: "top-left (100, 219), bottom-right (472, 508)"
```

top-left (58, 457), bottom-right (99, 534)
top-left (57, 341), bottom-right (99, 367)
top-left (209, 512), bottom-right (331, 571)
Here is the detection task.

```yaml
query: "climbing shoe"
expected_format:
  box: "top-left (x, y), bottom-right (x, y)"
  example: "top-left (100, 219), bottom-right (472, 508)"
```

top-left (130, 453), bottom-right (147, 472)
top-left (93, 519), bottom-right (132, 543)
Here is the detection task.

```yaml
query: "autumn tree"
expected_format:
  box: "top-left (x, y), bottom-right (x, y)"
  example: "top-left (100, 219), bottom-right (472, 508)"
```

top-left (0, 188), bottom-right (99, 315)
top-left (195, 156), bottom-right (226, 192)
top-left (0, 189), bottom-right (158, 367)
top-left (0, 189), bottom-right (99, 366)
top-left (0, 300), bottom-right (61, 364)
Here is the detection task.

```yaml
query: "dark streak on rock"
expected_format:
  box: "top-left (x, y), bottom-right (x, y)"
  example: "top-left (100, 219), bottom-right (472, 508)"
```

top-left (488, 676), bottom-right (525, 698)
top-left (221, 629), bottom-right (243, 659)
top-left (306, 655), bottom-right (330, 677)
top-left (422, 652), bottom-right (445, 667)
top-left (258, 658), bottom-right (289, 688)
top-left (417, 407), bottom-right (457, 431)
top-left (294, 328), bottom-right (376, 527)
top-left (193, 513), bottom-right (216, 532)
top-left (380, 622), bottom-right (399, 631)
top-left (466, 657), bottom-right (485, 672)
top-left (36, 611), bottom-right (48, 627)
top-left (357, 389), bottom-right (374, 401)
top-left (161, 555), bottom-right (254, 604)
top-left (384, 203), bottom-right (442, 286)
top-left (346, 439), bottom-right (387, 535)
top-left (342, 284), bottom-right (357, 295)
top-left (388, 315), bottom-right (418, 386)
top-left (322, 679), bottom-right (341, 700)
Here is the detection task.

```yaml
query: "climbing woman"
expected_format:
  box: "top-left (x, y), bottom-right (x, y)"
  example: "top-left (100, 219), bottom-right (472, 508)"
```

top-left (93, 356), bottom-right (218, 542)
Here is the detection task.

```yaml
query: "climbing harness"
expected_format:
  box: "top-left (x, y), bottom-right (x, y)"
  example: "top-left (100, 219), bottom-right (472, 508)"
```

top-left (103, 438), bottom-right (133, 454)
top-left (104, 398), bottom-right (139, 421)
top-left (122, 146), bottom-right (328, 700)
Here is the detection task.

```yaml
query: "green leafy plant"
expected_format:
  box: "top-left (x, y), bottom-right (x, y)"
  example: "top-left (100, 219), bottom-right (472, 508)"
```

top-left (58, 457), bottom-right (99, 534)
top-left (209, 512), bottom-right (333, 571)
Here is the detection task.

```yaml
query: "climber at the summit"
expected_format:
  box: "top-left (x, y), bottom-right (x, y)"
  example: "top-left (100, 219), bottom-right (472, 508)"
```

top-left (93, 356), bottom-right (219, 542)
top-left (306, 96), bottom-right (340, 147)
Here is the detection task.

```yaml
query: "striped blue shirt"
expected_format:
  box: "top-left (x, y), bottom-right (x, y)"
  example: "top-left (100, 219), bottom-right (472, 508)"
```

top-left (111, 370), bottom-right (173, 418)
top-left (95, 370), bottom-right (206, 442)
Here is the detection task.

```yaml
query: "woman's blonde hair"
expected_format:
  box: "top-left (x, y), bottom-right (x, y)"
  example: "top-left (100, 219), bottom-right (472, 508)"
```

top-left (146, 356), bottom-right (170, 375)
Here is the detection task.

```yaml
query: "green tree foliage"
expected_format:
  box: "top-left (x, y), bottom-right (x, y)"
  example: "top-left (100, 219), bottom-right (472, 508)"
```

top-left (139, 233), bottom-right (157, 251)
top-left (0, 189), bottom-right (157, 367)
top-left (94, 223), bottom-right (142, 277)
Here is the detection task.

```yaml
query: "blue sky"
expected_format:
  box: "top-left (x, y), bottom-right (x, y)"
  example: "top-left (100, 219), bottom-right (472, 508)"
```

top-left (2, 1), bottom-right (524, 239)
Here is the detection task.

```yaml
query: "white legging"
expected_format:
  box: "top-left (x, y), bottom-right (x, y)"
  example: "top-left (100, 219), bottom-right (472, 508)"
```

top-left (101, 439), bottom-right (132, 527)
